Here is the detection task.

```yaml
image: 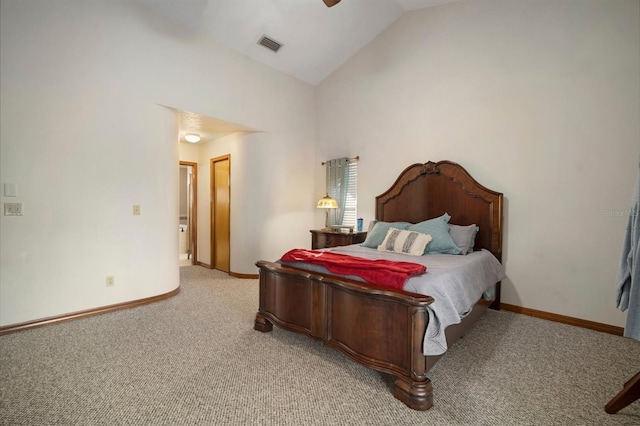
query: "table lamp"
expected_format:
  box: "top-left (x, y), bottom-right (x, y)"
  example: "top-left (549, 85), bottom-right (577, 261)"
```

top-left (317, 194), bottom-right (338, 229)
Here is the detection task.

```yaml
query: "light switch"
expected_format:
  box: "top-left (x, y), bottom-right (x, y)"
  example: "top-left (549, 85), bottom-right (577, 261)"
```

top-left (3, 202), bottom-right (22, 216)
top-left (4, 183), bottom-right (17, 197)
top-left (133, 205), bottom-right (141, 215)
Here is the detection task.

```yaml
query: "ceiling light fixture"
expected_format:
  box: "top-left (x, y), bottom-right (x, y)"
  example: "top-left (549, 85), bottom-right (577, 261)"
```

top-left (184, 133), bottom-right (201, 143)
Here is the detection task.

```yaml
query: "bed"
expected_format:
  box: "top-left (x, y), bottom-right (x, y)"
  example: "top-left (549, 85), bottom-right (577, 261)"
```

top-left (254, 160), bottom-right (504, 410)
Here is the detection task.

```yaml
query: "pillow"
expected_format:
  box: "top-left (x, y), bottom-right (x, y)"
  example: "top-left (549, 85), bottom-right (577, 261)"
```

top-left (449, 224), bottom-right (479, 255)
top-left (361, 221), bottom-right (410, 248)
top-left (407, 213), bottom-right (461, 255)
top-left (377, 228), bottom-right (432, 256)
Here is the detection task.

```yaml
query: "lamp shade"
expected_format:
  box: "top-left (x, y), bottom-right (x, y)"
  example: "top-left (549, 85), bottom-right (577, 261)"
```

top-left (317, 194), bottom-right (338, 209)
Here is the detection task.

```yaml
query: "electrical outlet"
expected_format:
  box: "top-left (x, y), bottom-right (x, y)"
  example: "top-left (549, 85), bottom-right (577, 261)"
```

top-left (106, 276), bottom-right (115, 287)
top-left (133, 205), bottom-right (141, 215)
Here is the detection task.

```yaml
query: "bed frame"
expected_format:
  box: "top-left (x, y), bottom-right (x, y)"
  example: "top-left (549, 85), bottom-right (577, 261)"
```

top-left (254, 160), bottom-right (503, 410)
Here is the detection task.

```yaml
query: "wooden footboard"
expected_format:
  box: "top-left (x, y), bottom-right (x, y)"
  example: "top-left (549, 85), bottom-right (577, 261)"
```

top-left (254, 260), bottom-right (437, 410)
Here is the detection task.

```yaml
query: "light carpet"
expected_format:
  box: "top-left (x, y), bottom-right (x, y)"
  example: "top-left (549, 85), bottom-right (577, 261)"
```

top-left (1, 265), bottom-right (639, 425)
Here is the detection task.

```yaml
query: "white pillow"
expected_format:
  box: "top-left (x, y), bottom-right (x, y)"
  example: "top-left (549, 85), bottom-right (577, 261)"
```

top-left (377, 228), bottom-right (432, 256)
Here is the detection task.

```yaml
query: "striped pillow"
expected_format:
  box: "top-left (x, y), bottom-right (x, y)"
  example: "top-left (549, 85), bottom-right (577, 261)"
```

top-left (377, 228), bottom-right (432, 256)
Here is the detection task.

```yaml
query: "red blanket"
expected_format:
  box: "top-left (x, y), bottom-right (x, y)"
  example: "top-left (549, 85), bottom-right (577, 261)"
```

top-left (280, 249), bottom-right (426, 290)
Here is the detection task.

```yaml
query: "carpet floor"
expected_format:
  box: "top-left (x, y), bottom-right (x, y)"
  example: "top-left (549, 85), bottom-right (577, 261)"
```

top-left (1, 265), bottom-right (639, 425)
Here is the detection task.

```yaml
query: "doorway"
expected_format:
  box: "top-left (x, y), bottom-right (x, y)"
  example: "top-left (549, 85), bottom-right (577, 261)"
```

top-left (211, 155), bottom-right (230, 272)
top-left (179, 161), bottom-right (198, 266)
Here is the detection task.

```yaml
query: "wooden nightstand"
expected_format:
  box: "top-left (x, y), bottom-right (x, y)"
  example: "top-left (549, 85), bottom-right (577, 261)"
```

top-left (310, 229), bottom-right (367, 249)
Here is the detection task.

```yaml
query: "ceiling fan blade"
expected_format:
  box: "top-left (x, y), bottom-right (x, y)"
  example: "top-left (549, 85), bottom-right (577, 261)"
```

top-left (323, 0), bottom-right (341, 7)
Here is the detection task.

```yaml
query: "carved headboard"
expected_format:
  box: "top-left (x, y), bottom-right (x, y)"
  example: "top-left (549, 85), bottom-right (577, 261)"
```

top-left (375, 161), bottom-right (503, 261)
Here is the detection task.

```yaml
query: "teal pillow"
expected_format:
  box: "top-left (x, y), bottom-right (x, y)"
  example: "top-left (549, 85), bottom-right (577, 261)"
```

top-left (407, 213), bottom-right (462, 255)
top-left (361, 221), bottom-right (410, 248)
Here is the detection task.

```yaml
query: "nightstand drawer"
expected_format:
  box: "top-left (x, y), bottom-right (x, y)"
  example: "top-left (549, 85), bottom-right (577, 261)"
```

top-left (310, 230), bottom-right (367, 249)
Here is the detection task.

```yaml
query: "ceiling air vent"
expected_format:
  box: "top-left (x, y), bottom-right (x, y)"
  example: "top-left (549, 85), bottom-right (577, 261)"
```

top-left (257, 35), bottom-right (283, 53)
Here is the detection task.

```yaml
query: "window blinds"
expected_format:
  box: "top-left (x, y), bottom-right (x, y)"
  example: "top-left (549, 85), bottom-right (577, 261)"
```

top-left (325, 157), bottom-right (358, 227)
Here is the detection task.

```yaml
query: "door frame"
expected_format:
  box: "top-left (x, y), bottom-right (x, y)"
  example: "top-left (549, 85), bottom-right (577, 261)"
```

top-left (180, 161), bottom-right (198, 265)
top-left (210, 154), bottom-right (231, 272)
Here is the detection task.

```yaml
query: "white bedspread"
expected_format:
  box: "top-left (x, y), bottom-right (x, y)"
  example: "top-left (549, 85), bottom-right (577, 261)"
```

top-left (281, 245), bottom-right (505, 356)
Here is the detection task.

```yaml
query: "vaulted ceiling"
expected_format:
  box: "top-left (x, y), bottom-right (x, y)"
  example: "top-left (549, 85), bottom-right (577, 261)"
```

top-left (131, 0), bottom-right (458, 142)
top-left (133, 0), bottom-right (457, 86)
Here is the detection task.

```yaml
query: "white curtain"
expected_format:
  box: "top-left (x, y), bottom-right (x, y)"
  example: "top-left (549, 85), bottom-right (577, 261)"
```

top-left (326, 158), bottom-right (349, 226)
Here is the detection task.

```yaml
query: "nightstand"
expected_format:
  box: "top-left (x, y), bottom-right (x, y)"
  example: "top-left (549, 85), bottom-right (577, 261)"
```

top-left (310, 229), bottom-right (367, 249)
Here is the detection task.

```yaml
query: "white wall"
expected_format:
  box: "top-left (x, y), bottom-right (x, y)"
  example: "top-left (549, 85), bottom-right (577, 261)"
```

top-left (0, 0), bottom-right (315, 326)
top-left (191, 131), bottom-right (317, 274)
top-left (179, 142), bottom-right (200, 164)
top-left (316, 0), bottom-right (640, 327)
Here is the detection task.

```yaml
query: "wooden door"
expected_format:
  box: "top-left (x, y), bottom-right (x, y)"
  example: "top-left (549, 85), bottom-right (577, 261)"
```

top-left (211, 155), bottom-right (230, 272)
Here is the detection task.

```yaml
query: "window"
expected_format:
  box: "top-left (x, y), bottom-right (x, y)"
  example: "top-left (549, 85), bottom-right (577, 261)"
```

top-left (341, 160), bottom-right (358, 226)
top-left (326, 157), bottom-right (358, 227)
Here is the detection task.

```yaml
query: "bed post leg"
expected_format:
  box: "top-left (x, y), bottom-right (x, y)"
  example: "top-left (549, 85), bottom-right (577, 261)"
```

top-left (254, 313), bottom-right (273, 332)
top-left (489, 281), bottom-right (501, 310)
top-left (393, 377), bottom-right (433, 411)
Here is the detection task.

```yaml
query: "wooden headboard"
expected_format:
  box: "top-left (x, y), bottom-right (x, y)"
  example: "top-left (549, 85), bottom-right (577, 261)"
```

top-left (375, 161), bottom-right (503, 261)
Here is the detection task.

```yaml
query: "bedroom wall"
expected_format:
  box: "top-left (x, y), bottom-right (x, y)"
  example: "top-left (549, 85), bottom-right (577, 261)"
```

top-left (190, 130), bottom-right (318, 273)
top-left (316, 0), bottom-right (640, 328)
top-left (178, 130), bottom-right (317, 273)
top-left (0, 0), bottom-right (315, 326)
